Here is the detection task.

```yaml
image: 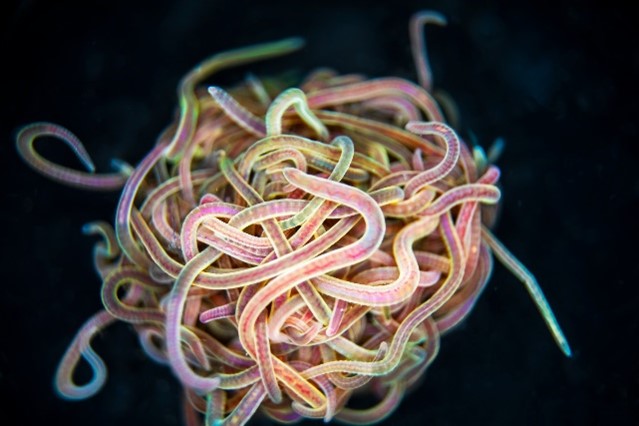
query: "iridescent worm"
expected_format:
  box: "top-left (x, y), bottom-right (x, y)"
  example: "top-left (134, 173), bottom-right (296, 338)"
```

top-left (16, 10), bottom-right (571, 426)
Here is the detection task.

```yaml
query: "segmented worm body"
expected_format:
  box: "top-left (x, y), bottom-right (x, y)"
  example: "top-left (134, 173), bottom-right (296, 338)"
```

top-left (17, 11), bottom-right (570, 426)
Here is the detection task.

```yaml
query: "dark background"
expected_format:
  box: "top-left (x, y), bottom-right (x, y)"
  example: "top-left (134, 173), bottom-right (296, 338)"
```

top-left (2, 0), bottom-right (637, 425)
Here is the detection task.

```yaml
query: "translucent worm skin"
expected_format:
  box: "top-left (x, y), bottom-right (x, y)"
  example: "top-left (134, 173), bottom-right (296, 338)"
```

top-left (307, 78), bottom-right (445, 122)
top-left (482, 228), bottom-right (572, 357)
top-left (312, 216), bottom-right (439, 306)
top-left (16, 123), bottom-right (127, 190)
top-left (280, 135), bottom-right (354, 229)
top-left (208, 87), bottom-right (267, 137)
top-left (237, 168), bottom-right (385, 363)
top-left (265, 88), bottom-right (329, 139)
top-left (117, 141), bottom-right (170, 268)
top-left (54, 311), bottom-right (115, 400)
top-left (101, 267), bottom-right (166, 323)
top-left (219, 154), bottom-right (333, 324)
top-left (409, 11), bottom-right (447, 91)
top-left (82, 221), bottom-right (121, 278)
top-left (199, 302), bottom-right (235, 323)
top-left (403, 121), bottom-right (461, 197)
top-left (165, 38), bottom-right (305, 160)
top-left (166, 248), bottom-right (223, 392)
top-left (17, 9), bottom-right (571, 426)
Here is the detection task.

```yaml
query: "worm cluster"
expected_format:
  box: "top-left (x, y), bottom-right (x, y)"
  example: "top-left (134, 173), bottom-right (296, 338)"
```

top-left (17, 12), bottom-right (569, 426)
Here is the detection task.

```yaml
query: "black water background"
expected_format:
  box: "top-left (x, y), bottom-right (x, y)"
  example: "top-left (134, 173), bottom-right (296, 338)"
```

top-left (1, 1), bottom-right (637, 425)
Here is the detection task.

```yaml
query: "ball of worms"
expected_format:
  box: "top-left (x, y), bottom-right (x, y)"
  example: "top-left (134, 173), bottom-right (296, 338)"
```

top-left (16, 11), bottom-right (570, 426)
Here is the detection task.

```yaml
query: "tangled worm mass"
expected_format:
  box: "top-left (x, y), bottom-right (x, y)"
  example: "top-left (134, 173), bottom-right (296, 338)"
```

top-left (17, 11), bottom-right (570, 426)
